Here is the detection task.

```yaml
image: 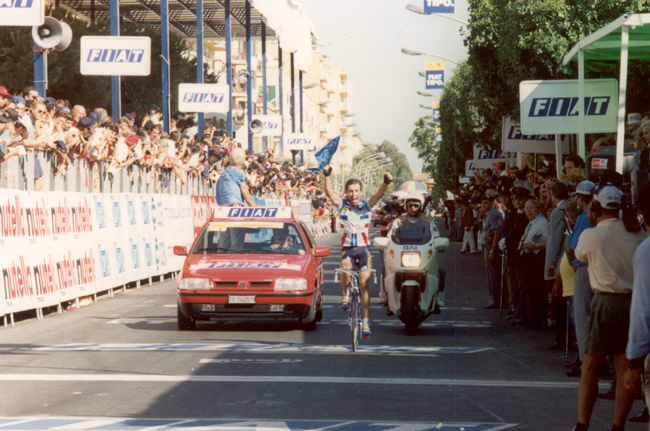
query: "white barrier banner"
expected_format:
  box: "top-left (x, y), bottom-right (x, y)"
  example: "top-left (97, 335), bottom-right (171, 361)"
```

top-left (80, 36), bottom-right (151, 76)
top-left (178, 83), bottom-right (230, 113)
top-left (290, 199), bottom-right (312, 223)
top-left (519, 79), bottom-right (618, 134)
top-left (1, 189), bottom-right (202, 317)
top-left (502, 117), bottom-right (571, 154)
top-left (0, 0), bottom-right (44, 26)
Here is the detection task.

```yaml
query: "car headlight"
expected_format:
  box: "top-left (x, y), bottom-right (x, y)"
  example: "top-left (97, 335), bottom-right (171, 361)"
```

top-left (401, 252), bottom-right (421, 268)
top-left (275, 278), bottom-right (308, 291)
top-left (179, 278), bottom-right (212, 290)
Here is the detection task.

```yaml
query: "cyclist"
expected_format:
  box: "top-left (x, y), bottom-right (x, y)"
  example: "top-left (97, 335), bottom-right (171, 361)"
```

top-left (322, 165), bottom-right (393, 338)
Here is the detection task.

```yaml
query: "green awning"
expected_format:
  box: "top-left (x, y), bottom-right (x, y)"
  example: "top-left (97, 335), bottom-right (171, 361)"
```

top-left (563, 14), bottom-right (650, 71)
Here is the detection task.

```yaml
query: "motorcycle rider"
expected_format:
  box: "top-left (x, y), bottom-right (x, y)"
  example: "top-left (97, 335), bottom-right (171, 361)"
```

top-left (322, 165), bottom-right (393, 338)
top-left (388, 192), bottom-right (446, 312)
top-left (390, 192), bottom-right (431, 235)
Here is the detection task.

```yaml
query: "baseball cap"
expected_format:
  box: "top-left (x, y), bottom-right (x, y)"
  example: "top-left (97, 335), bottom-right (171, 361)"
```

top-left (594, 185), bottom-right (622, 210)
top-left (571, 180), bottom-right (596, 197)
top-left (11, 96), bottom-right (26, 106)
top-left (54, 140), bottom-right (67, 152)
top-left (125, 134), bottom-right (139, 147)
top-left (44, 96), bottom-right (56, 106)
top-left (88, 111), bottom-right (103, 124)
top-left (0, 86), bottom-right (13, 98)
top-left (77, 117), bottom-right (96, 130)
top-left (493, 161), bottom-right (506, 169)
top-left (124, 113), bottom-right (134, 121)
top-left (0, 108), bottom-right (19, 123)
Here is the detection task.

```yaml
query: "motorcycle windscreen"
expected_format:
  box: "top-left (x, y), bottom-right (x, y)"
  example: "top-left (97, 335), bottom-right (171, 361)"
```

top-left (391, 221), bottom-right (432, 245)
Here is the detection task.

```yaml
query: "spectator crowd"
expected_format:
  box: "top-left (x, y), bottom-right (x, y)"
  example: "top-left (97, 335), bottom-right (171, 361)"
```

top-left (443, 138), bottom-right (650, 429)
top-left (0, 84), bottom-right (337, 236)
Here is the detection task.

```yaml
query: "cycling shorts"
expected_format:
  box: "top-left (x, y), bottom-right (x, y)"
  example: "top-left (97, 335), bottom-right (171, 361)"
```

top-left (341, 246), bottom-right (372, 271)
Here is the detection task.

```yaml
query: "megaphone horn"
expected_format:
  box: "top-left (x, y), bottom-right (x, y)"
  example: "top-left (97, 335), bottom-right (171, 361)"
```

top-left (32, 17), bottom-right (73, 52)
top-left (249, 118), bottom-right (264, 134)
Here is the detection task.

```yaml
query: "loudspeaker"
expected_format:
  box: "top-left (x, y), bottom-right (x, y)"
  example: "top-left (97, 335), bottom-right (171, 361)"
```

top-left (32, 17), bottom-right (73, 51)
top-left (249, 118), bottom-right (263, 134)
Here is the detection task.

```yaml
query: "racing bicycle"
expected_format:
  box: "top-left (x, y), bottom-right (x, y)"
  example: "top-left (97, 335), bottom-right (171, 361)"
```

top-left (334, 267), bottom-right (377, 352)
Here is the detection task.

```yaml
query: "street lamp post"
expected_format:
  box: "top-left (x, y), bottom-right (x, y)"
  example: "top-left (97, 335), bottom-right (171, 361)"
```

top-left (353, 152), bottom-right (386, 178)
top-left (401, 48), bottom-right (460, 65)
top-left (362, 159), bottom-right (391, 184)
top-left (405, 3), bottom-right (469, 25)
top-left (363, 160), bottom-right (392, 188)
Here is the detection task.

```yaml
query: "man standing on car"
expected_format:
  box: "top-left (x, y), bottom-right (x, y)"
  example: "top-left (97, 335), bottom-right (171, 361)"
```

top-left (323, 165), bottom-right (392, 338)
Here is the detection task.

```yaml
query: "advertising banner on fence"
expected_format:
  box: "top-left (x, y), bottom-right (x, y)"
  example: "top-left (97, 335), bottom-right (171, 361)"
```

top-left (0, 0), bottom-right (44, 26)
top-left (425, 62), bottom-right (444, 90)
top-left (502, 117), bottom-right (570, 154)
top-left (1, 189), bottom-right (196, 317)
top-left (178, 83), bottom-right (231, 113)
top-left (519, 79), bottom-right (618, 134)
top-left (80, 36), bottom-right (151, 76)
top-left (423, 0), bottom-right (455, 14)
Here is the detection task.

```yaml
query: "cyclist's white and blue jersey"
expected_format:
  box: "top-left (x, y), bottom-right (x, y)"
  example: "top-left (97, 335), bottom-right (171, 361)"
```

top-left (336, 198), bottom-right (372, 247)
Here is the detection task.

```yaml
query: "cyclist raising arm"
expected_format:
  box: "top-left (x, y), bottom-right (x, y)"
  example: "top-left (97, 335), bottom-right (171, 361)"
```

top-left (322, 165), bottom-right (393, 338)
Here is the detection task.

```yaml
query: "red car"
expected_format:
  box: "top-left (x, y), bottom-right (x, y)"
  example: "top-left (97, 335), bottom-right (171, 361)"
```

top-left (173, 207), bottom-right (330, 330)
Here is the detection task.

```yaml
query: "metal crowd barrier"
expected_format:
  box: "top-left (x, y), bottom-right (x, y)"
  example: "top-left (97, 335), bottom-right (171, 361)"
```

top-left (0, 150), bottom-right (215, 196)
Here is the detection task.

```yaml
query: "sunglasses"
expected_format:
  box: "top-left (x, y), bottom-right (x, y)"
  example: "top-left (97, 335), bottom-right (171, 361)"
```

top-left (407, 202), bottom-right (421, 208)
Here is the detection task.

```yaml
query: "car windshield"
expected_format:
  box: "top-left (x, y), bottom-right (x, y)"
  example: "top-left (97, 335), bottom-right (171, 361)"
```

top-left (391, 219), bottom-right (432, 245)
top-left (192, 221), bottom-right (307, 255)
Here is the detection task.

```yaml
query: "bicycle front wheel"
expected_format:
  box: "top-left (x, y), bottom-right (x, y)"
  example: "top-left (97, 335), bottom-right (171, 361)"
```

top-left (351, 294), bottom-right (359, 352)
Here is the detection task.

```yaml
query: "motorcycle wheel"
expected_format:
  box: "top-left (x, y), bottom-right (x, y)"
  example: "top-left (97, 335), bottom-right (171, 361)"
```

top-left (402, 286), bottom-right (420, 335)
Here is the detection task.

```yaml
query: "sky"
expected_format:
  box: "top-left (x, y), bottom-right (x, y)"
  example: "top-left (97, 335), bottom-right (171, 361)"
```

top-left (298, 0), bottom-right (471, 172)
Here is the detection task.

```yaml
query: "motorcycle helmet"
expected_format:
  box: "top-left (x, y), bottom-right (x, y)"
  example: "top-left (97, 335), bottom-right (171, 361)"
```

top-left (404, 192), bottom-right (425, 211)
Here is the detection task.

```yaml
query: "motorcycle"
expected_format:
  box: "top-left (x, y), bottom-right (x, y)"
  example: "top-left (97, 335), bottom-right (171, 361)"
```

top-left (373, 218), bottom-right (448, 334)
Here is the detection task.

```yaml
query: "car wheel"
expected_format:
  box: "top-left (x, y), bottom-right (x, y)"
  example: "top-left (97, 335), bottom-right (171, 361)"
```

top-left (301, 294), bottom-right (317, 331)
top-left (177, 305), bottom-right (196, 330)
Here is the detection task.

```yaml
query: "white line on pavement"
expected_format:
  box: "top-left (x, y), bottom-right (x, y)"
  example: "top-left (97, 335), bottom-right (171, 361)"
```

top-left (0, 374), bottom-right (604, 389)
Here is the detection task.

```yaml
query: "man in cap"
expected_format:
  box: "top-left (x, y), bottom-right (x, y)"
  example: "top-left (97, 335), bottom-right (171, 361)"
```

top-left (493, 161), bottom-right (508, 177)
top-left (573, 184), bottom-right (647, 431)
top-left (503, 186), bottom-right (532, 325)
top-left (480, 193), bottom-right (504, 309)
top-left (564, 180), bottom-right (596, 374)
top-left (0, 86), bottom-right (12, 110)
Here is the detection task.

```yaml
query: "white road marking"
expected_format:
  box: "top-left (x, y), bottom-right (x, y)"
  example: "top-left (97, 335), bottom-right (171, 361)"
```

top-left (50, 420), bottom-right (120, 430)
top-left (0, 418), bottom-right (518, 431)
top-left (33, 343), bottom-right (491, 355)
top-left (199, 359), bottom-right (303, 364)
top-left (0, 374), bottom-right (609, 390)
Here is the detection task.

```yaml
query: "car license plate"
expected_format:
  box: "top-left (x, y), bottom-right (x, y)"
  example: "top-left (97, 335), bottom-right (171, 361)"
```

top-left (201, 304), bottom-right (216, 312)
top-left (228, 295), bottom-right (256, 304)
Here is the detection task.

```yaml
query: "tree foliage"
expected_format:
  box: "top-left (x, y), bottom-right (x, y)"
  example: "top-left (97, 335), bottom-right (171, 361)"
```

top-left (0, 6), bottom-right (218, 116)
top-left (419, 0), bottom-right (650, 193)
